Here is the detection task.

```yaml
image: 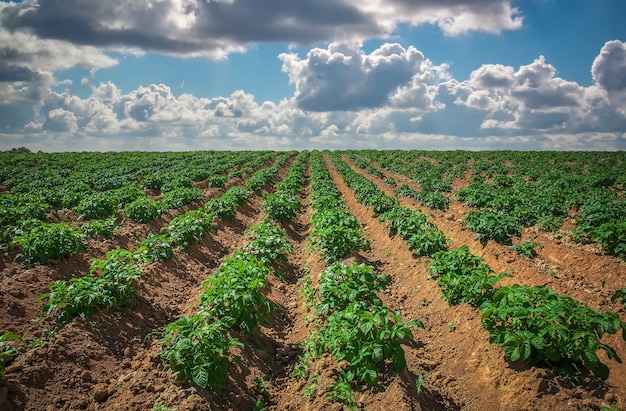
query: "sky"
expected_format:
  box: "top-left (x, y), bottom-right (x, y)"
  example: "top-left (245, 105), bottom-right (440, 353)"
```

top-left (1, 0), bottom-right (625, 152)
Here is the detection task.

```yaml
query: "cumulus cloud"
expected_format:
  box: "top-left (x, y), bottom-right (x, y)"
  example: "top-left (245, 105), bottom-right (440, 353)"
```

top-left (0, 20), bottom-right (118, 103)
top-left (1, 0), bottom-right (524, 59)
top-left (449, 56), bottom-right (591, 131)
top-left (280, 42), bottom-right (442, 111)
top-left (2, 40), bottom-right (626, 152)
top-left (592, 40), bottom-right (626, 115)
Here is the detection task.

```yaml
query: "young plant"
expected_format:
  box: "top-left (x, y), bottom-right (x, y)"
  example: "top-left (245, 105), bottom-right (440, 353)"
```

top-left (481, 284), bottom-right (626, 381)
top-left (243, 218), bottom-right (294, 264)
top-left (80, 216), bottom-right (118, 240)
top-left (12, 222), bottom-right (84, 264)
top-left (158, 315), bottom-right (242, 390)
top-left (510, 240), bottom-right (544, 258)
top-left (199, 252), bottom-right (272, 334)
top-left (39, 248), bottom-right (143, 323)
top-left (138, 234), bottom-right (174, 262)
top-left (0, 332), bottom-right (22, 380)
top-left (123, 197), bottom-right (161, 223)
top-left (462, 210), bottom-right (521, 245)
top-left (429, 246), bottom-right (509, 307)
top-left (311, 209), bottom-right (370, 262)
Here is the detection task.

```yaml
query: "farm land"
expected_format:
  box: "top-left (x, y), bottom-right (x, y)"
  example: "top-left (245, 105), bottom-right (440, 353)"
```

top-left (0, 149), bottom-right (625, 411)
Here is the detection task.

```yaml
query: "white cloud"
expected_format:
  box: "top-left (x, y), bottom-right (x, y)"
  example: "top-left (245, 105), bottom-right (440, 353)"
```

top-left (2, 40), bottom-right (626, 152)
top-left (1, 0), bottom-right (524, 59)
top-left (0, 22), bottom-right (118, 103)
top-left (592, 40), bottom-right (626, 115)
top-left (280, 42), bottom-right (440, 111)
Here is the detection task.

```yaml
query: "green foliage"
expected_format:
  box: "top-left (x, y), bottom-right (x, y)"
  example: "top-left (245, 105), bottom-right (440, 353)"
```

top-left (39, 248), bottom-right (143, 323)
top-left (205, 186), bottom-right (249, 220)
top-left (611, 288), bottom-right (626, 309)
top-left (592, 221), bottom-right (626, 259)
top-left (395, 184), bottom-right (450, 211)
top-left (167, 209), bottom-right (214, 248)
top-left (406, 227), bottom-right (449, 257)
top-left (0, 332), bottom-right (22, 380)
top-left (316, 263), bottom-right (388, 315)
top-left (160, 187), bottom-right (202, 210)
top-left (481, 285), bottom-right (626, 381)
top-left (80, 216), bottom-right (118, 240)
top-left (138, 234), bottom-right (174, 262)
top-left (73, 193), bottom-right (117, 220)
top-left (263, 192), bottom-right (300, 222)
top-left (298, 262), bottom-right (423, 408)
top-left (380, 206), bottom-right (448, 257)
top-left (158, 315), bottom-right (242, 389)
top-left (311, 209), bottom-right (370, 262)
top-left (12, 222), bottom-right (84, 263)
top-left (462, 210), bottom-right (521, 245)
top-left (207, 175), bottom-right (227, 188)
top-left (123, 197), bottom-right (161, 223)
top-left (199, 252), bottom-right (272, 334)
top-left (243, 218), bottom-right (293, 264)
top-left (429, 246), bottom-right (509, 307)
top-left (510, 240), bottom-right (543, 258)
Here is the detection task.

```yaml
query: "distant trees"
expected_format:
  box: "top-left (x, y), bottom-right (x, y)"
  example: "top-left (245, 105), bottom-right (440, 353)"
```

top-left (2, 147), bottom-right (32, 153)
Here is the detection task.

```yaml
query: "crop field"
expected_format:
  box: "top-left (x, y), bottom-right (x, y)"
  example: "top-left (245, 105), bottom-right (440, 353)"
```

top-left (1, 150), bottom-right (625, 411)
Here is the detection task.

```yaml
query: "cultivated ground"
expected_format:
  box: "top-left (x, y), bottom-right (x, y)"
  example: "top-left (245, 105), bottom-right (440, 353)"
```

top-left (1, 152), bottom-right (625, 411)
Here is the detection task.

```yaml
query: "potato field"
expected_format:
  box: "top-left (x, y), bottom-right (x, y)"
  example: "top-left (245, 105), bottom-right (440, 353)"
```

top-left (1, 150), bottom-right (625, 411)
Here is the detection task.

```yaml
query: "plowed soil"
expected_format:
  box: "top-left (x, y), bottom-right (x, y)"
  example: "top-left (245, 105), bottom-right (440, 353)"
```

top-left (1, 153), bottom-right (625, 411)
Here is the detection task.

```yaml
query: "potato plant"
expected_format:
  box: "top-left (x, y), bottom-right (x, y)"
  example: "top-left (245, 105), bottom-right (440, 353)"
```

top-left (12, 221), bottom-right (84, 264)
top-left (0, 332), bottom-right (22, 381)
top-left (481, 284), bottom-right (626, 381)
top-left (297, 263), bottom-right (422, 409)
top-left (39, 248), bottom-right (143, 323)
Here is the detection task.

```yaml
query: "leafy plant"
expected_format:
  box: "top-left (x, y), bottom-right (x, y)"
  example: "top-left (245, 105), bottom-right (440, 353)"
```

top-left (611, 288), bottom-right (626, 309)
top-left (73, 193), bottom-right (117, 220)
top-left (243, 218), bottom-right (293, 264)
top-left (123, 197), bottom-right (161, 223)
top-left (158, 315), bottom-right (242, 389)
top-left (429, 246), bottom-right (509, 307)
top-left (263, 192), bottom-right (300, 222)
top-left (481, 284), bottom-right (626, 381)
top-left (167, 209), bottom-right (214, 248)
top-left (311, 209), bottom-right (370, 262)
top-left (0, 332), bottom-right (22, 380)
top-left (80, 216), bottom-right (118, 240)
top-left (199, 252), bottom-right (272, 334)
top-left (138, 234), bottom-right (174, 262)
top-left (510, 240), bottom-right (543, 258)
top-left (462, 210), bottom-right (521, 245)
top-left (160, 187), bottom-right (202, 210)
top-left (406, 228), bottom-right (449, 257)
top-left (12, 222), bottom-right (84, 263)
top-left (39, 248), bottom-right (143, 323)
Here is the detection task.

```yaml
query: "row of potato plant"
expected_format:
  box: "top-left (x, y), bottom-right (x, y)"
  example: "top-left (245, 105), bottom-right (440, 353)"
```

top-left (336, 154), bottom-right (626, 384)
top-left (1, 151), bottom-right (272, 244)
top-left (329, 153), bottom-right (448, 257)
top-left (308, 151), bottom-right (369, 262)
top-left (357, 150), bottom-right (626, 258)
top-left (263, 151), bottom-right (309, 223)
top-left (37, 158), bottom-right (286, 325)
top-left (295, 262), bottom-right (422, 409)
top-left (157, 157), bottom-right (302, 389)
top-left (430, 247), bottom-right (626, 382)
top-left (4, 153), bottom-right (278, 261)
top-left (294, 152), bottom-right (419, 409)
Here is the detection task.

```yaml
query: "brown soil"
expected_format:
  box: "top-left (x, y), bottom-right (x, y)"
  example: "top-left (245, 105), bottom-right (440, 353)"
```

top-left (1, 153), bottom-right (624, 411)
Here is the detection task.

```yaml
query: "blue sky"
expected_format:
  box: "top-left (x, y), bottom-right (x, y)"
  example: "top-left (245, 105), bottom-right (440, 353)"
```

top-left (1, 0), bottom-right (625, 151)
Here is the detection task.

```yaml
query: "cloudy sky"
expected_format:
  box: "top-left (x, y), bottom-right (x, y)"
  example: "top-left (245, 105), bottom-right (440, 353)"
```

top-left (1, 0), bottom-right (625, 152)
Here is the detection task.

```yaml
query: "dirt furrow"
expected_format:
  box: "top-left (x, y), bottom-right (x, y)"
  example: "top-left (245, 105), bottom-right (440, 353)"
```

top-left (335, 154), bottom-right (626, 411)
